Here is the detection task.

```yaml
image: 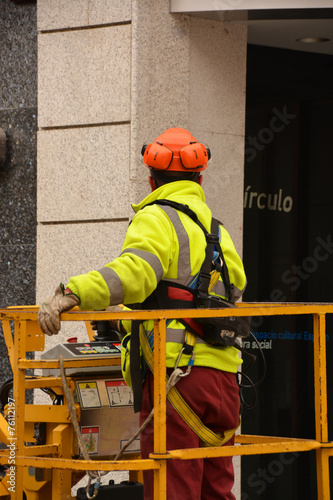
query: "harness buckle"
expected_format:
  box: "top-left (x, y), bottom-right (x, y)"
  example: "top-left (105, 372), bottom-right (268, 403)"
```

top-left (174, 347), bottom-right (195, 379)
top-left (206, 233), bottom-right (220, 244)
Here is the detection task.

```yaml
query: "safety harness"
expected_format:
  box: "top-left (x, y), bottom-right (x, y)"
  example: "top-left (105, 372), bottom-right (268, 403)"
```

top-left (132, 199), bottom-right (250, 344)
top-left (129, 200), bottom-right (249, 441)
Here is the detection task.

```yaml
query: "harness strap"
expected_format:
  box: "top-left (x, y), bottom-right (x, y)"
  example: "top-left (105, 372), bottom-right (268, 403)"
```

top-left (182, 329), bottom-right (196, 355)
top-left (210, 218), bottom-right (234, 302)
top-left (139, 324), bottom-right (240, 447)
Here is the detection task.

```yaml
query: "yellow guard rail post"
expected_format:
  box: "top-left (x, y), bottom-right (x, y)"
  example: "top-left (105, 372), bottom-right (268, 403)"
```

top-left (0, 303), bottom-right (332, 499)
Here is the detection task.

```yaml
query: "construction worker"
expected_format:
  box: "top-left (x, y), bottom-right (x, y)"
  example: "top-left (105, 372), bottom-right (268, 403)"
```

top-left (38, 127), bottom-right (247, 500)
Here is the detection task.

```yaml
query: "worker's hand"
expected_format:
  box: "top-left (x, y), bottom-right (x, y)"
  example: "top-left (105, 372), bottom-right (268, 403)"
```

top-left (38, 284), bottom-right (80, 336)
top-left (90, 305), bottom-right (124, 333)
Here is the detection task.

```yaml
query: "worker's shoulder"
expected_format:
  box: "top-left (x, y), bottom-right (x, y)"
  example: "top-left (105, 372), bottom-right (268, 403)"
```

top-left (131, 203), bottom-right (177, 234)
top-left (134, 202), bottom-right (171, 218)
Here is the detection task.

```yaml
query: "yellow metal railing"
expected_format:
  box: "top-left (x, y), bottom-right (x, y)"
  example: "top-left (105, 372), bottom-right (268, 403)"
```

top-left (0, 303), bottom-right (332, 499)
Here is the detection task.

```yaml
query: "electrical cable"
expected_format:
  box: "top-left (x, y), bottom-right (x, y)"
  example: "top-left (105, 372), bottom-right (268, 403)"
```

top-left (40, 387), bottom-right (63, 405)
top-left (237, 331), bottom-right (267, 410)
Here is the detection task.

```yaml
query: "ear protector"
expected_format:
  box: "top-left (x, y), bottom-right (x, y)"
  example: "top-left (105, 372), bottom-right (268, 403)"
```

top-left (141, 142), bottom-right (173, 170)
top-left (141, 128), bottom-right (211, 172)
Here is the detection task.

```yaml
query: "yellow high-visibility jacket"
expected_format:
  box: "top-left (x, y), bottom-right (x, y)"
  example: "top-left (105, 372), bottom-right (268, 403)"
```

top-left (67, 180), bottom-right (247, 379)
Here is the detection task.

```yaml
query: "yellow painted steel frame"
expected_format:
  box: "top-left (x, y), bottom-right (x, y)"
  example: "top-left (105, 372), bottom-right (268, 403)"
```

top-left (0, 303), bottom-right (332, 499)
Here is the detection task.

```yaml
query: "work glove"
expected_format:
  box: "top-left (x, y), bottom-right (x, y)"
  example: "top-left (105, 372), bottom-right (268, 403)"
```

top-left (38, 283), bottom-right (80, 336)
top-left (90, 305), bottom-right (125, 336)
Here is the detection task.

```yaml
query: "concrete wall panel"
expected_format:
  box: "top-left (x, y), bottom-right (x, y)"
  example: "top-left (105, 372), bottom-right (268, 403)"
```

top-left (189, 18), bottom-right (247, 136)
top-left (37, 124), bottom-right (130, 222)
top-left (37, 0), bottom-right (131, 31)
top-left (38, 25), bottom-right (131, 128)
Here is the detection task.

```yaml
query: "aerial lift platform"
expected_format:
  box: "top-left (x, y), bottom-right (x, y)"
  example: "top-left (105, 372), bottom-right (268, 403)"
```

top-left (0, 303), bottom-right (331, 499)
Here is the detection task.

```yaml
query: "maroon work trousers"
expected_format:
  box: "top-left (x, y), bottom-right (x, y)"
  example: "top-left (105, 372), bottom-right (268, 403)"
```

top-left (139, 366), bottom-right (240, 500)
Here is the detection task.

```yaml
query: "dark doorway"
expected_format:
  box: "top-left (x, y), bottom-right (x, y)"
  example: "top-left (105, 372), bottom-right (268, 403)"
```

top-left (242, 45), bottom-right (333, 499)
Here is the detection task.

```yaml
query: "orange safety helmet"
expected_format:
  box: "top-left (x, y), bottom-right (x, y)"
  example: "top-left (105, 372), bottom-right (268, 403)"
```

top-left (141, 127), bottom-right (211, 172)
